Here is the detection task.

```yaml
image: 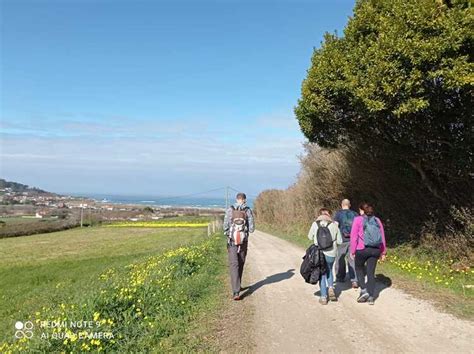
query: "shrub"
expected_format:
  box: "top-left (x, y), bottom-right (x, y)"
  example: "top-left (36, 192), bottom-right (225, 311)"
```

top-left (255, 144), bottom-right (473, 255)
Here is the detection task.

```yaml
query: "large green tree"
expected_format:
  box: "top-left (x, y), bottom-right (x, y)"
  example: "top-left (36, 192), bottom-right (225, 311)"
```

top-left (295, 0), bottom-right (473, 203)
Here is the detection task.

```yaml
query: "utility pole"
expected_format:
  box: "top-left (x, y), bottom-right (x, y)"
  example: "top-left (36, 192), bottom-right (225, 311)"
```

top-left (80, 204), bottom-right (84, 227)
top-left (225, 186), bottom-right (229, 210)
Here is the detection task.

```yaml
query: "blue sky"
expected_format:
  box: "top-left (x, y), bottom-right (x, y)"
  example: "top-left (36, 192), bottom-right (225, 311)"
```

top-left (1, 0), bottom-right (355, 196)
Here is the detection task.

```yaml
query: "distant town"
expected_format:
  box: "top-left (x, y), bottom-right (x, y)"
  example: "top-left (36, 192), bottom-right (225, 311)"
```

top-left (0, 178), bottom-right (222, 238)
top-left (0, 178), bottom-right (140, 216)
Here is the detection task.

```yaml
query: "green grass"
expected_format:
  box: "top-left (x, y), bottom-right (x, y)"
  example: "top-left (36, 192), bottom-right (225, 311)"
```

top-left (102, 215), bottom-right (213, 225)
top-left (377, 261), bottom-right (473, 319)
top-left (0, 216), bottom-right (58, 224)
top-left (0, 225), bottom-right (206, 266)
top-left (0, 220), bottom-right (229, 351)
top-left (377, 247), bottom-right (473, 319)
top-left (257, 222), bottom-right (474, 320)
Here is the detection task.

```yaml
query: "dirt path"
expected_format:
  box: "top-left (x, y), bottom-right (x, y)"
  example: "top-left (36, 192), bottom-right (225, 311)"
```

top-left (240, 230), bottom-right (473, 353)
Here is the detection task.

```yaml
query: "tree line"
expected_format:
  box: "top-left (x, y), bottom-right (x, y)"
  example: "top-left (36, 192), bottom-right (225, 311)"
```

top-left (255, 0), bottom-right (473, 261)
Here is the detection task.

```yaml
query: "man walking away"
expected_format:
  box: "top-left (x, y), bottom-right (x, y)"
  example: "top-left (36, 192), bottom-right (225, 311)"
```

top-left (334, 199), bottom-right (359, 288)
top-left (223, 192), bottom-right (255, 300)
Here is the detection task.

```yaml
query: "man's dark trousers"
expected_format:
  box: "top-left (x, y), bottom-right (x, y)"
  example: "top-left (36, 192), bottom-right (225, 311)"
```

top-left (227, 241), bottom-right (248, 293)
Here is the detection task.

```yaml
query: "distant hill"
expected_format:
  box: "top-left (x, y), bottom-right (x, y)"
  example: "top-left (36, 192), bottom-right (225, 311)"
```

top-left (0, 178), bottom-right (55, 195)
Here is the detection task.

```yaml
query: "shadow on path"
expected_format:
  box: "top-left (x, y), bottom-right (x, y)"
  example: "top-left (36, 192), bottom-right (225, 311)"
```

top-left (374, 274), bottom-right (392, 299)
top-left (241, 269), bottom-right (295, 299)
top-left (313, 273), bottom-right (392, 298)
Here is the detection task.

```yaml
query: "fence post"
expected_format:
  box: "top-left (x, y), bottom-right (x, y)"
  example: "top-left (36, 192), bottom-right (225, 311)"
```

top-left (207, 223), bottom-right (211, 237)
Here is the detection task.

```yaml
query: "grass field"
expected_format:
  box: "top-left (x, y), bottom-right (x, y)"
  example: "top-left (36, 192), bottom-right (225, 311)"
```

top-left (0, 217), bottom-right (229, 352)
top-left (0, 216), bottom-right (58, 224)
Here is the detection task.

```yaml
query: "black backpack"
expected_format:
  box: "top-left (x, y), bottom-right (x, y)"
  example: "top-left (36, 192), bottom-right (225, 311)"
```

top-left (300, 244), bottom-right (328, 284)
top-left (316, 220), bottom-right (334, 250)
top-left (300, 244), bottom-right (318, 283)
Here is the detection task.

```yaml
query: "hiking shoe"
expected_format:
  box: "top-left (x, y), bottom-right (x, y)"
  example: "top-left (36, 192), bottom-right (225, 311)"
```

top-left (357, 292), bottom-right (370, 303)
top-left (232, 292), bottom-right (240, 301)
top-left (368, 297), bottom-right (375, 305)
top-left (351, 282), bottom-right (359, 289)
top-left (328, 287), bottom-right (337, 302)
top-left (319, 297), bottom-right (328, 305)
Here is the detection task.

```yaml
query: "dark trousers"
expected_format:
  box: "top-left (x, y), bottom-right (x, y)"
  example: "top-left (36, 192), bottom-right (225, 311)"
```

top-left (227, 242), bottom-right (248, 294)
top-left (335, 241), bottom-right (357, 282)
top-left (355, 247), bottom-right (381, 297)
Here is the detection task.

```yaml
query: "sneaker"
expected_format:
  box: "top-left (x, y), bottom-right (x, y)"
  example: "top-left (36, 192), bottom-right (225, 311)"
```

top-left (351, 282), bottom-right (359, 289)
top-left (232, 292), bottom-right (240, 301)
top-left (319, 297), bottom-right (328, 305)
top-left (357, 292), bottom-right (370, 303)
top-left (328, 287), bottom-right (337, 302)
top-left (368, 297), bottom-right (375, 305)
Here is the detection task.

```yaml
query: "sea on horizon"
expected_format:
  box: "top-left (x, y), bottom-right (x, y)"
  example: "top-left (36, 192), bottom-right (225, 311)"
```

top-left (65, 193), bottom-right (254, 209)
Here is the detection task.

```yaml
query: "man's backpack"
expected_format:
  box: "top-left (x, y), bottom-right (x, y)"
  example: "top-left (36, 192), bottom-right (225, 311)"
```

top-left (340, 210), bottom-right (355, 238)
top-left (316, 220), bottom-right (334, 250)
top-left (363, 216), bottom-right (382, 247)
top-left (229, 206), bottom-right (248, 245)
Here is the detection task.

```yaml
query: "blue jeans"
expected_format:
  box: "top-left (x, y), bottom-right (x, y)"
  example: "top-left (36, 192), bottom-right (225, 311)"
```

top-left (319, 255), bottom-right (335, 298)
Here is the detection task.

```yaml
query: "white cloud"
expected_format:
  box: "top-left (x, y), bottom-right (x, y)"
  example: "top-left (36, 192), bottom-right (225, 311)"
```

top-left (1, 112), bottom-right (305, 195)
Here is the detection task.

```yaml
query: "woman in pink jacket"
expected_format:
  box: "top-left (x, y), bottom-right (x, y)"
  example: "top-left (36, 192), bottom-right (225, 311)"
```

top-left (350, 203), bottom-right (386, 305)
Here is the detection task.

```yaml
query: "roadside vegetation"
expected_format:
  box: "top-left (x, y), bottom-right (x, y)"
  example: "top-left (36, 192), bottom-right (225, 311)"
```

top-left (104, 216), bottom-right (210, 228)
top-left (0, 212), bottom-right (219, 239)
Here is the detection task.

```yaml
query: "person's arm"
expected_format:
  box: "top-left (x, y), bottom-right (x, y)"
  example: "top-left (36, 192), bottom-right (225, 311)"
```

top-left (333, 210), bottom-right (341, 227)
top-left (350, 217), bottom-right (360, 256)
top-left (335, 224), bottom-right (343, 245)
top-left (378, 218), bottom-right (387, 256)
top-left (247, 208), bottom-right (255, 233)
top-left (223, 207), bottom-right (232, 236)
top-left (308, 222), bottom-right (316, 243)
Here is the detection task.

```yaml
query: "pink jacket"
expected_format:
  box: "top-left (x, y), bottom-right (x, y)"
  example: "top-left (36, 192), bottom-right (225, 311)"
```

top-left (350, 215), bottom-right (387, 255)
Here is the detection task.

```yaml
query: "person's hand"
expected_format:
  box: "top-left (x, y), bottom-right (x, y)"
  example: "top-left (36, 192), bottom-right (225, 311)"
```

top-left (380, 254), bottom-right (386, 262)
top-left (350, 253), bottom-right (355, 260)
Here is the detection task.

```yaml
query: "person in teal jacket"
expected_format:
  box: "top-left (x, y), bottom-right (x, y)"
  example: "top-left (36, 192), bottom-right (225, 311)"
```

top-left (333, 199), bottom-right (359, 288)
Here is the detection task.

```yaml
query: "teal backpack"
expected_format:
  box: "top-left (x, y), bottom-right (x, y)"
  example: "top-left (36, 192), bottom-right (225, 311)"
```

top-left (363, 216), bottom-right (382, 247)
top-left (340, 210), bottom-right (356, 238)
